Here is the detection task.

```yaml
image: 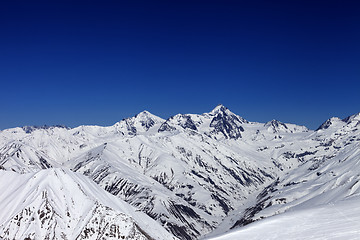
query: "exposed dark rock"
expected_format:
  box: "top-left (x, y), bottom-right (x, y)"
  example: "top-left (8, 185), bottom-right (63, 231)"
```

top-left (210, 113), bottom-right (244, 139)
top-left (264, 120), bottom-right (289, 133)
top-left (22, 125), bottom-right (70, 134)
top-left (158, 122), bottom-right (176, 132)
top-left (231, 179), bottom-right (279, 229)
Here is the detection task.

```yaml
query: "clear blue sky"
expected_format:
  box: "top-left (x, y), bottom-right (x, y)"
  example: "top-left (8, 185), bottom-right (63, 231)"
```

top-left (0, 1), bottom-right (359, 130)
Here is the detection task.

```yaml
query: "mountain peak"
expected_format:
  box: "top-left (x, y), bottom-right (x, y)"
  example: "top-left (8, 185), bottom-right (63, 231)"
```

top-left (264, 119), bottom-right (289, 133)
top-left (135, 110), bottom-right (151, 116)
top-left (265, 119), bottom-right (282, 124)
top-left (133, 110), bottom-right (163, 121)
top-left (316, 117), bottom-right (344, 131)
top-left (264, 119), bottom-right (287, 127)
top-left (136, 110), bottom-right (149, 115)
top-left (210, 104), bottom-right (229, 115)
top-left (208, 104), bottom-right (248, 123)
top-left (206, 105), bottom-right (248, 139)
top-left (342, 112), bottom-right (360, 124)
top-left (114, 111), bottom-right (164, 135)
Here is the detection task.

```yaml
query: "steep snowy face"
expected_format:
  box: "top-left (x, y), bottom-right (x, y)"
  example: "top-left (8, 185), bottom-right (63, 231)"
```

top-left (0, 168), bottom-right (177, 240)
top-left (316, 117), bottom-right (345, 131)
top-left (0, 141), bottom-right (58, 173)
top-left (264, 120), bottom-right (308, 134)
top-left (0, 125), bottom-right (114, 169)
top-left (316, 113), bottom-right (360, 132)
top-left (208, 105), bottom-right (246, 123)
top-left (115, 110), bottom-right (165, 135)
top-left (342, 112), bottom-right (360, 128)
top-left (343, 112), bottom-right (360, 123)
top-left (158, 105), bottom-right (248, 140)
top-left (207, 104), bottom-right (247, 139)
top-left (264, 120), bottom-right (289, 133)
top-left (158, 114), bottom-right (198, 132)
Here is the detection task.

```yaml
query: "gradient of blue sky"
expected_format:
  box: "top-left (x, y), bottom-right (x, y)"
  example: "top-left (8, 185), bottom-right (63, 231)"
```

top-left (0, 1), bottom-right (359, 130)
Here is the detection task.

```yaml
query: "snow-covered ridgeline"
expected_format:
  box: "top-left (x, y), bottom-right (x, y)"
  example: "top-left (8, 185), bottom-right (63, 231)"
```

top-left (0, 105), bottom-right (359, 239)
top-left (0, 168), bottom-right (177, 240)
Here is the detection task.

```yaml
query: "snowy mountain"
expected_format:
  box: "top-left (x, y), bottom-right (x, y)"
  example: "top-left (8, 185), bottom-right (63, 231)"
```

top-left (228, 113), bottom-right (360, 225)
top-left (264, 119), bottom-right (308, 134)
top-left (0, 168), bottom-right (177, 240)
top-left (0, 106), bottom-right (359, 239)
top-left (114, 110), bottom-right (164, 136)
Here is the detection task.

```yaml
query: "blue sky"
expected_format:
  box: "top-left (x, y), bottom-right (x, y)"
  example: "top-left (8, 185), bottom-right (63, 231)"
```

top-left (0, 1), bottom-right (359, 130)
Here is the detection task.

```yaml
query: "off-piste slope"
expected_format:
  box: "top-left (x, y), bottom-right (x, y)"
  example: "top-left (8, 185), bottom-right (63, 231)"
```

top-left (226, 113), bottom-right (360, 236)
top-left (0, 168), bottom-right (177, 240)
top-left (0, 105), bottom-right (359, 239)
top-left (208, 196), bottom-right (360, 240)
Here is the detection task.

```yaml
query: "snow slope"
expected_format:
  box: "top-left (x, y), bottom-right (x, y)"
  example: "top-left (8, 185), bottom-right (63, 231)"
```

top-left (0, 168), bottom-right (177, 240)
top-left (208, 196), bottom-right (360, 240)
top-left (228, 113), bottom-right (360, 229)
top-left (0, 106), bottom-right (359, 239)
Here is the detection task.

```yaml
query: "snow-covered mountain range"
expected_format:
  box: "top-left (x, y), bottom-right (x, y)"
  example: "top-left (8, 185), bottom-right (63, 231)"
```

top-left (1, 105), bottom-right (359, 239)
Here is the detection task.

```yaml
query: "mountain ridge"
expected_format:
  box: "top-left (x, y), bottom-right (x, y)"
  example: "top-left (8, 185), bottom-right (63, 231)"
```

top-left (0, 105), bottom-right (359, 239)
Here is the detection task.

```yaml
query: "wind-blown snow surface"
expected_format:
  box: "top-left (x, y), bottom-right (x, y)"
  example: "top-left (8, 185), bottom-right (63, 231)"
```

top-left (208, 196), bottom-right (360, 240)
top-left (0, 105), bottom-right (359, 239)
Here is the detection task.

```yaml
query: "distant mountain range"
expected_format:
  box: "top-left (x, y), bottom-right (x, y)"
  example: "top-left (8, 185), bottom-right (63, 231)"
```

top-left (1, 105), bottom-right (359, 239)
